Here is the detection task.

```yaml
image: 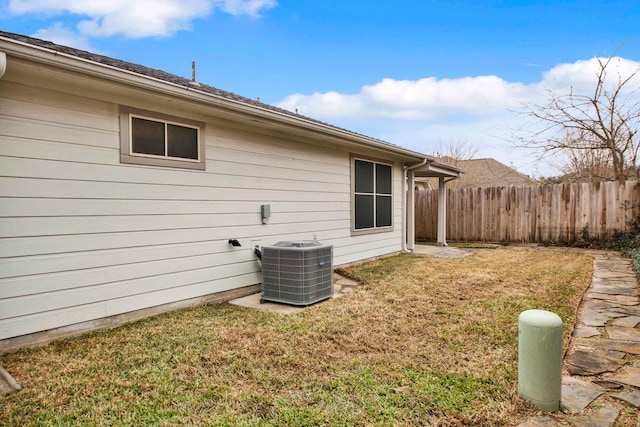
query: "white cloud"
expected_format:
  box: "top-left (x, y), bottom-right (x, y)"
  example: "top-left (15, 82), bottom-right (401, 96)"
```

top-left (277, 75), bottom-right (536, 121)
top-left (215, 0), bottom-right (277, 17)
top-left (276, 57), bottom-right (640, 178)
top-left (77, 1), bottom-right (213, 38)
top-left (8, 0), bottom-right (277, 38)
top-left (32, 22), bottom-right (94, 51)
top-left (277, 57), bottom-right (640, 122)
top-left (543, 56), bottom-right (640, 92)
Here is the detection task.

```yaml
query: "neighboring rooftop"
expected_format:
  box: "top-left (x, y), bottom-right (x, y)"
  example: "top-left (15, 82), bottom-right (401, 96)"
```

top-left (420, 157), bottom-right (534, 189)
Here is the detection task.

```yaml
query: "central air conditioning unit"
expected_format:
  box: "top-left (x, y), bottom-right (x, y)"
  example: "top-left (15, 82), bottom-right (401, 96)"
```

top-left (260, 240), bottom-right (333, 306)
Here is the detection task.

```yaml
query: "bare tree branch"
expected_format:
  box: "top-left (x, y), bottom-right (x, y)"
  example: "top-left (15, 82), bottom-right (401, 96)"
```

top-left (516, 56), bottom-right (640, 183)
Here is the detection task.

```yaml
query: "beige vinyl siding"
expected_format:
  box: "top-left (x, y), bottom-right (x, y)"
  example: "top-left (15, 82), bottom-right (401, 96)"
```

top-left (0, 77), bottom-right (403, 342)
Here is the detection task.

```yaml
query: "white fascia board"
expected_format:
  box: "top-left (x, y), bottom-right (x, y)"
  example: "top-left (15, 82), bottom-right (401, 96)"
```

top-left (413, 162), bottom-right (465, 178)
top-left (429, 162), bottom-right (465, 176)
top-left (0, 35), bottom-right (435, 163)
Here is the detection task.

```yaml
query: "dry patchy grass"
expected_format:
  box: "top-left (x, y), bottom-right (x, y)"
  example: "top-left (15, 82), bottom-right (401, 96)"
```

top-left (1, 248), bottom-right (593, 426)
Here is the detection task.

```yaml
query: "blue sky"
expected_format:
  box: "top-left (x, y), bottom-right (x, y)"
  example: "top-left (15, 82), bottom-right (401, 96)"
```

top-left (2, 0), bottom-right (640, 177)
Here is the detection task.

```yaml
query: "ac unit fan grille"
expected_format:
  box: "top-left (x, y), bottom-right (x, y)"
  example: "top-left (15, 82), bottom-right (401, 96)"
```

top-left (261, 242), bottom-right (333, 306)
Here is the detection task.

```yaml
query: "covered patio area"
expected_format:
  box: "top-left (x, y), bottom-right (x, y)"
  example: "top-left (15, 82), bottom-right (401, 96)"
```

top-left (404, 160), bottom-right (464, 250)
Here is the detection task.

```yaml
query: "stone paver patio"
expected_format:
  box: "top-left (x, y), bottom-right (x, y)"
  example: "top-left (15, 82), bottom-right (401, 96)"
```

top-left (520, 251), bottom-right (640, 426)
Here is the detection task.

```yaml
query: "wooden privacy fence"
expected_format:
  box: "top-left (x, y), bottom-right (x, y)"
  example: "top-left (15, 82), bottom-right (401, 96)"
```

top-left (415, 180), bottom-right (640, 244)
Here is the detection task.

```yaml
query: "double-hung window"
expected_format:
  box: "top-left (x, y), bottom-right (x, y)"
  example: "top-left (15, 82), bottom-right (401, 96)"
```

top-left (352, 157), bottom-right (393, 232)
top-left (120, 107), bottom-right (205, 170)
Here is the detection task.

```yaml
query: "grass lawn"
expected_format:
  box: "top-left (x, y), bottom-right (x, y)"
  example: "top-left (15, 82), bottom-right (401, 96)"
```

top-left (1, 249), bottom-right (594, 426)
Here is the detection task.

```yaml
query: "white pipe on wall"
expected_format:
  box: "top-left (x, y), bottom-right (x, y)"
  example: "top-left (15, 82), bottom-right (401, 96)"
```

top-left (0, 52), bottom-right (6, 79)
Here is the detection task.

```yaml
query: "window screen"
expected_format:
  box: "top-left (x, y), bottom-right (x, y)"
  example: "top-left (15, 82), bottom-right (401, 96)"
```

top-left (130, 115), bottom-right (199, 161)
top-left (376, 195), bottom-right (392, 227)
top-left (353, 159), bottom-right (393, 231)
top-left (355, 160), bottom-right (374, 193)
top-left (167, 124), bottom-right (199, 160)
top-left (131, 117), bottom-right (165, 156)
top-left (120, 107), bottom-right (205, 170)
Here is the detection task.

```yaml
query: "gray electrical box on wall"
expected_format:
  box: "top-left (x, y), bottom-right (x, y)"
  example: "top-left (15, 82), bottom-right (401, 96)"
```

top-left (261, 204), bottom-right (270, 224)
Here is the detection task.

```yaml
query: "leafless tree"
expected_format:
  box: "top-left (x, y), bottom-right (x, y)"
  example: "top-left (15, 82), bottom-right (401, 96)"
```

top-left (432, 138), bottom-right (479, 168)
top-left (520, 56), bottom-right (640, 183)
top-left (552, 143), bottom-right (616, 183)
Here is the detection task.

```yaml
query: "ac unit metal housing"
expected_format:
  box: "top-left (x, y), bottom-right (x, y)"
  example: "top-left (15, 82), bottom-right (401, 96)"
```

top-left (260, 241), bottom-right (333, 306)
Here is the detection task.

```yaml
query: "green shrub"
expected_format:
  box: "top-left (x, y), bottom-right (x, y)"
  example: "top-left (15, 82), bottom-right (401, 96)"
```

top-left (546, 223), bottom-right (640, 276)
top-left (626, 248), bottom-right (640, 275)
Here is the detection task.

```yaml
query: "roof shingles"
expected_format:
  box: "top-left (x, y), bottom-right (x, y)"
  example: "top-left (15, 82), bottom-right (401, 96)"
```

top-left (0, 30), bottom-right (406, 152)
top-left (423, 157), bottom-right (533, 189)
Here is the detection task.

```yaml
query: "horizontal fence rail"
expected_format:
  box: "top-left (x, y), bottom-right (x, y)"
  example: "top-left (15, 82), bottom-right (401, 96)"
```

top-left (415, 181), bottom-right (640, 244)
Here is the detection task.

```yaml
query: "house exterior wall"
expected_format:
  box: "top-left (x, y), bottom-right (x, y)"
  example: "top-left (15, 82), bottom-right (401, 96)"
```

top-left (0, 58), bottom-right (404, 346)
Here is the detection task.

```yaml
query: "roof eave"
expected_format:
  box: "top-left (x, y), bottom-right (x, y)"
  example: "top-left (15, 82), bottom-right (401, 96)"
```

top-left (412, 161), bottom-right (465, 178)
top-left (2, 33), bottom-right (474, 179)
top-left (1, 34), bottom-right (441, 162)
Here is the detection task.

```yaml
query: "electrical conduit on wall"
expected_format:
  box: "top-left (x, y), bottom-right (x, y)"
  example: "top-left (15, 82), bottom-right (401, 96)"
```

top-left (0, 51), bottom-right (7, 79)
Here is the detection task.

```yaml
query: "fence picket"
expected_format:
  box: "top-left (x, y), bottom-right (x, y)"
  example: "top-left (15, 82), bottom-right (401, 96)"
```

top-left (415, 180), bottom-right (640, 243)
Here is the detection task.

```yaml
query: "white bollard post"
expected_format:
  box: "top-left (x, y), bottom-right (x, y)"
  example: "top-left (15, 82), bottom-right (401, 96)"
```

top-left (518, 309), bottom-right (563, 412)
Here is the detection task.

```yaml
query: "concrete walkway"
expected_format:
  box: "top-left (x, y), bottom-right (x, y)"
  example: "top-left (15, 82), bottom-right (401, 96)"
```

top-left (412, 244), bottom-right (476, 258)
top-left (521, 251), bottom-right (640, 426)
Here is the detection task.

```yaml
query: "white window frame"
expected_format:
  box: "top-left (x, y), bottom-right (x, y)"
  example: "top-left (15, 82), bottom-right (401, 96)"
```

top-left (120, 106), bottom-right (206, 170)
top-left (351, 156), bottom-right (394, 235)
